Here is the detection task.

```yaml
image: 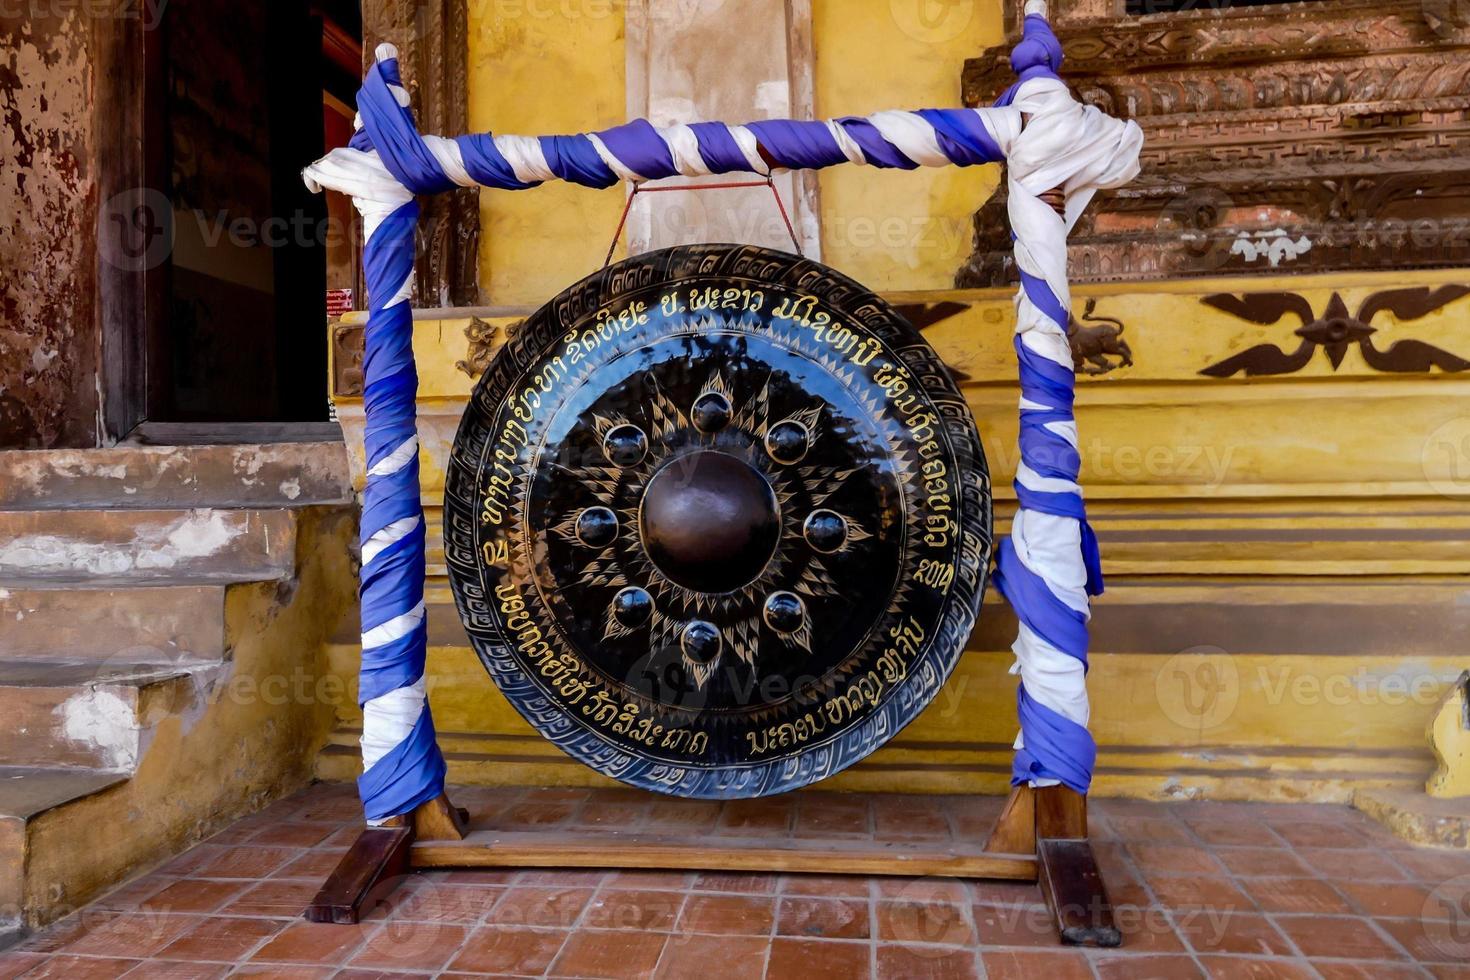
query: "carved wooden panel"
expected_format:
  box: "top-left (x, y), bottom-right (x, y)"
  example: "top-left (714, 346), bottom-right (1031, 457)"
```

top-left (362, 0), bottom-right (479, 306)
top-left (965, 0), bottom-right (1470, 285)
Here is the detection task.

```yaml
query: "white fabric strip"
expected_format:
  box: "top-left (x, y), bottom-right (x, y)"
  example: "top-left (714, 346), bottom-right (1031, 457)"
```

top-left (362, 599), bottom-right (427, 650)
top-left (867, 111), bottom-right (949, 167)
top-left (362, 515), bottom-right (422, 567)
top-left (361, 677), bottom-right (428, 772)
top-left (367, 435), bottom-right (420, 477)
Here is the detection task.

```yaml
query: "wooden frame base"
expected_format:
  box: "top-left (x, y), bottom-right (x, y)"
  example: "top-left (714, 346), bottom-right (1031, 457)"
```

top-left (305, 786), bottom-right (1121, 947)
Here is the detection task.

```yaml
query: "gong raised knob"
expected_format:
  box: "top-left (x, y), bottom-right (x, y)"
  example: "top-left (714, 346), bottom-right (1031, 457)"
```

top-left (640, 451), bottom-right (780, 594)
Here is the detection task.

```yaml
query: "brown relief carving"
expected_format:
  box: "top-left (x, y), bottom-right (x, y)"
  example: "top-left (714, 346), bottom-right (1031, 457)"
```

top-left (1199, 286), bottom-right (1470, 377)
top-left (961, 1), bottom-right (1470, 285)
top-left (455, 316), bottom-right (502, 379)
top-left (332, 322), bottom-right (366, 397)
top-left (1069, 299), bottom-right (1132, 376)
top-left (362, 0), bottom-right (479, 306)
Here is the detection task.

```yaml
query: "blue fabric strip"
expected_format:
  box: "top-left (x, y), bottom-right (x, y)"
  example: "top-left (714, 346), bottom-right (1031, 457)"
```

top-left (596, 119), bottom-right (678, 180)
top-left (1013, 686), bottom-right (1095, 794)
top-left (358, 707), bottom-right (448, 822)
top-left (992, 540), bottom-right (1090, 665)
top-left (746, 120), bottom-right (848, 171)
top-left (358, 59), bottom-right (457, 195)
top-left (688, 122), bottom-right (751, 174)
top-left (539, 134), bottom-right (619, 188)
top-left (916, 109), bottom-right (1004, 165)
top-left (455, 134), bottom-right (541, 190)
top-left (834, 118), bottom-right (919, 170)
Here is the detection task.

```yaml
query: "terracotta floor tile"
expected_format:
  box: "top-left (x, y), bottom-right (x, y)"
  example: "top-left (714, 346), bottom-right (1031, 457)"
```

top-left (1094, 953), bottom-right (1206, 979)
top-left (1273, 914), bottom-right (1406, 961)
top-left (1270, 821), bottom-right (1369, 849)
top-left (980, 950), bottom-right (1093, 980)
top-left (794, 799), bottom-right (870, 837)
top-left (518, 869), bottom-right (609, 888)
top-left (1111, 816), bottom-right (1200, 845)
top-left (550, 928), bottom-right (668, 979)
top-left (247, 920), bottom-right (374, 965)
top-left (1213, 847), bottom-right (1313, 878)
top-left (779, 874), bottom-right (873, 899)
top-left (246, 822), bottom-right (337, 848)
top-left (716, 799), bottom-right (794, 832)
top-left (875, 944), bottom-right (979, 979)
top-left (874, 899), bottom-right (973, 946)
top-left (446, 925), bottom-right (568, 974)
top-left (1174, 910), bottom-right (1292, 956)
top-left (1129, 843), bottom-right (1227, 877)
top-left (1429, 967), bottom-right (1470, 980)
top-left (766, 938), bottom-right (872, 979)
top-left (872, 808), bottom-right (951, 840)
top-left (690, 872), bottom-right (779, 894)
top-left (16, 911), bottom-right (112, 953)
top-left (18, 955), bottom-right (142, 979)
top-left (0, 953), bottom-right (44, 980)
top-left (1241, 877), bottom-right (1354, 915)
top-left (270, 849), bottom-right (347, 880)
top-left (973, 902), bottom-right (1060, 948)
top-left (1149, 876), bottom-right (1255, 912)
top-left (488, 885), bottom-right (594, 929)
top-left (191, 846), bottom-right (299, 880)
top-left (1336, 880), bottom-right (1435, 918)
top-left (1389, 848), bottom-right (1470, 880)
top-left (62, 911), bottom-right (199, 958)
top-left (605, 870), bottom-right (694, 891)
top-left (140, 879), bottom-right (249, 915)
top-left (125, 960), bottom-right (232, 979)
top-left (968, 880), bottom-right (1045, 908)
top-left (1375, 915), bottom-right (1470, 964)
top-left (1195, 956), bottom-right (1317, 979)
top-left (347, 921), bottom-right (469, 971)
top-left (223, 880), bottom-right (319, 918)
top-left (93, 876), bottom-right (175, 912)
top-left (364, 881), bottom-right (496, 925)
top-left (155, 915), bottom-right (282, 962)
top-left (583, 889), bottom-right (683, 931)
top-left (874, 878), bottom-right (969, 904)
top-left (1314, 963), bottom-right (1429, 980)
top-left (654, 934), bottom-right (767, 980)
top-left (1184, 819), bottom-right (1283, 848)
top-left (1111, 904), bottom-right (1189, 955)
top-left (776, 897), bottom-right (871, 940)
top-left (576, 802), bottom-right (649, 829)
top-left (229, 966), bottom-right (337, 979)
top-left (1295, 848), bottom-right (1408, 882)
top-left (677, 894), bottom-right (776, 936)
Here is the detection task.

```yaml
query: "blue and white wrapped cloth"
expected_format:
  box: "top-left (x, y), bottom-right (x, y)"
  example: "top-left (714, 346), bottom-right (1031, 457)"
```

top-left (303, 0), bottom-right (1141, 819)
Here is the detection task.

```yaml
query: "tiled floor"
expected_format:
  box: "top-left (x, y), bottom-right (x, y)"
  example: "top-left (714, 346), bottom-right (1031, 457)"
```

top-left (3, 783), bottom-right (1468, 979)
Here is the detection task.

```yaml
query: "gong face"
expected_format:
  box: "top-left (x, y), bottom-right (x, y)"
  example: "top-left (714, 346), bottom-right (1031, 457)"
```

top-left (444, 245), bottom-right (992, 798)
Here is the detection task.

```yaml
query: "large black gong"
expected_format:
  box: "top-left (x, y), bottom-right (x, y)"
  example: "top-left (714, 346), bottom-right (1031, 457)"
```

top-left (444, 244), bottom-right (992, 798)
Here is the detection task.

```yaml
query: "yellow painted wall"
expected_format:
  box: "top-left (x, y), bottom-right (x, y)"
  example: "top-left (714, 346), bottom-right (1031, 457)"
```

top-left (813, 0), bottom-right (1003, 289)
top-left (468, 2), bottom-right (628, 306)
top-left (468, 1), bottom-right (1007, 304)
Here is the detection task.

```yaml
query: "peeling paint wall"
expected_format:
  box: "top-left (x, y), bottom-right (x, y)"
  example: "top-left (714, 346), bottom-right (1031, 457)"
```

top-left (0, 12), bottom-right (100, 448)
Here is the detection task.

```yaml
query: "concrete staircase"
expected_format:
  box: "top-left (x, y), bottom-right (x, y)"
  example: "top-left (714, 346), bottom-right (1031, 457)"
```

top-left (0, 442), bottom-right (357, 944)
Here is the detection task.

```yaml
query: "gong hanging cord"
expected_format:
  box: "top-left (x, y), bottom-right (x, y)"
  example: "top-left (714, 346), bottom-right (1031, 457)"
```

top-left (303, 0), bottom-right (1141, 822)
top-left (602, 177), bottom-right (803, 268)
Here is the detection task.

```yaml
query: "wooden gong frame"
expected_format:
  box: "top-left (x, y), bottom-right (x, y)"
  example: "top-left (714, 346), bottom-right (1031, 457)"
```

top-left (305, 184), bottom-right (1120, 947)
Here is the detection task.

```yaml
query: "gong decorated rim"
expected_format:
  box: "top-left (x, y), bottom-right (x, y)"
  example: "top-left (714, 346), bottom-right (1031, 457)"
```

top-left (444, 244), bottom-right (992, 799)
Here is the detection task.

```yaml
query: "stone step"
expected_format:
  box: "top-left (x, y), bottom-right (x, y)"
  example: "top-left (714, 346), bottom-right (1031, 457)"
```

top-left (0, 442), bottom-right (351, 511)
top-left (0, 661), bottom-right (218, 770)
top-left (0, 767), bottom-right (130, 938)
top-left (0, 508), bottom-right (298, 583)
top-left (0, 585), bottom-right (228, 662)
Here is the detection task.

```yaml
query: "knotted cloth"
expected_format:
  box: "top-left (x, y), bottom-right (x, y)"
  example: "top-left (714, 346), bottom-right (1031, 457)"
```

top-left (303, 1), bottom-right (1141, 821)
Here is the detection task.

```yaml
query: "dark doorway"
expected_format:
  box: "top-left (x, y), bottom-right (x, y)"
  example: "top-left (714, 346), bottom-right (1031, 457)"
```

top-left (147, 1), bottom-right (360, 424)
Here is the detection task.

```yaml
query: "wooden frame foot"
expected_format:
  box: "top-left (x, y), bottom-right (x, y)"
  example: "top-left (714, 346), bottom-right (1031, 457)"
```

top-left (304, 786), bottom-right (1120, 946)
top-left (303, 825), bottom-right (412, 924)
